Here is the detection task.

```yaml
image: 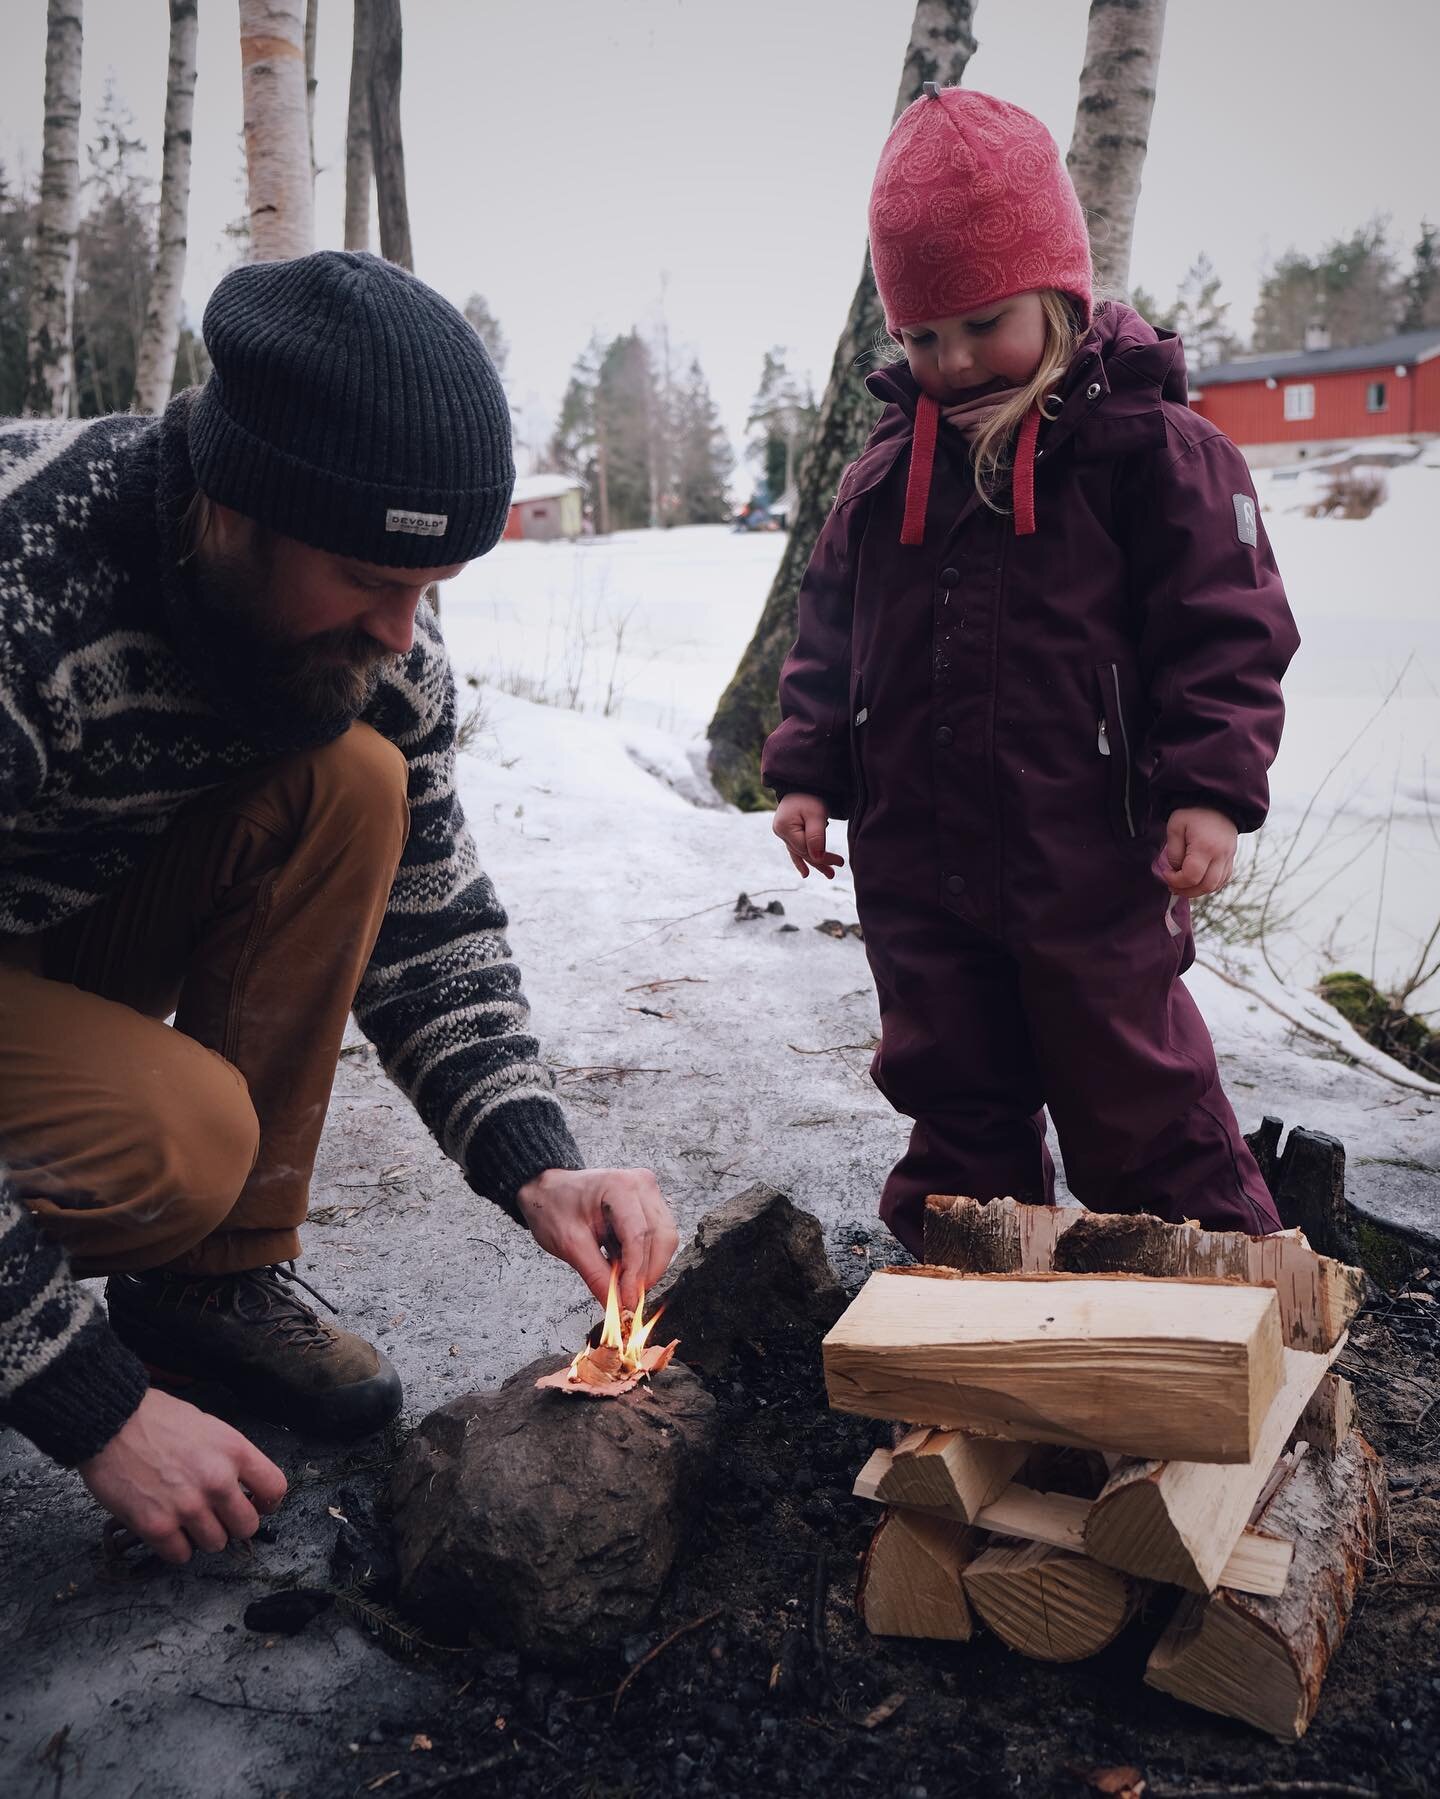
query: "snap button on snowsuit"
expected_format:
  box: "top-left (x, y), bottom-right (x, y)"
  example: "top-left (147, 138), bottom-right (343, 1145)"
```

top-left (763, 304), bottom-right (1301, 1254)
top-left (935, 726), bottom-right (954, 747)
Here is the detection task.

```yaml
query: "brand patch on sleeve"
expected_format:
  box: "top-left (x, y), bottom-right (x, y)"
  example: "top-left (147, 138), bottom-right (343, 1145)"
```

top-left (385, 507), bottom-right (448, 537)
top-left (1233, 493), bottom-right (1258, 547)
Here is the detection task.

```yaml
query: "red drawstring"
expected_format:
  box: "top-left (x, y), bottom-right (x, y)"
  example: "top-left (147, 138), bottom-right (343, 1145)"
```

top-left (899, 392), bottom-right (939, 546)
top-left (1012, 401), bottom-right (1042, 537)
top-left (900, 391), bottom-right (1043, 545)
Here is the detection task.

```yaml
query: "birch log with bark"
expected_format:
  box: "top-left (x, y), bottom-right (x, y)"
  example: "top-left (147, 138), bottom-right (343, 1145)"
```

top-left (344, 0), bottom-right (374, 249)
top-left (1065, 0), bottom-right (1168, 297)
top-left (24, 0), bottom-right (85, 418)
top-left (133, 0), bottom-right (199, 414)
top-left (240, 0), bottom-right (315, 261)
top-left (369, 0), bottom-right (413, 270)
top-left (705, 0), bottom-right (978, 808)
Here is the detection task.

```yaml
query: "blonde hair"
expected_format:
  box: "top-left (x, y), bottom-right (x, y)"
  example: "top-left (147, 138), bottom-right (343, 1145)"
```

top-left (968, 289), bottom-right (1088, 515)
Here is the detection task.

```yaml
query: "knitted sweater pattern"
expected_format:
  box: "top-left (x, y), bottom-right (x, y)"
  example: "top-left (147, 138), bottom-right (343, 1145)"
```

top-left (0, 401), bottom-right (581, 1465)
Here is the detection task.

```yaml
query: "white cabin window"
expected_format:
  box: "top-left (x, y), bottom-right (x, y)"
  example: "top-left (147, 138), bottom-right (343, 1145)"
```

top-left (1366, 381), bottom-right (1387, 412)
top-left (1283, 384), bottom-right (1315, 421)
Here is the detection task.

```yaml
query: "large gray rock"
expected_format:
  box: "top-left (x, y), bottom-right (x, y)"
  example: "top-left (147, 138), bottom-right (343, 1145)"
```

top-left (389, 1353), bottom-right (716, 1665)
top-left (646, 1183), bottom-right (847, 1373)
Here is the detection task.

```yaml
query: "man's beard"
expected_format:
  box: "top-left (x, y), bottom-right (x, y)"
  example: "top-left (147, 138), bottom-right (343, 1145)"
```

top-left (189, 532), bottom-right (398, 726)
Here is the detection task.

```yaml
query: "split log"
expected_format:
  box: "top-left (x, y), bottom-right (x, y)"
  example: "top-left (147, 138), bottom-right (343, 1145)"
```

top-left (852, 1465), bottom-right (1293, 1597)
top-left (923, 1195), bottom-right (1365, 1352)
top-left (1145, 1434), bottom-right (1387, 1739)
top-left (962, 1539), bottom-right (1142, 1662)
top-left (1291, 1371), bottom-right (1356, 1452)
top-left (855, 1427), bottom-right (1027, 1521)
top-left (856, 1508), bottom-right (977, 1641)
top-left (823, 1270), bottom-right (1284, 1463)
top-left (1084, 1341), bottom-right (1338, 1592)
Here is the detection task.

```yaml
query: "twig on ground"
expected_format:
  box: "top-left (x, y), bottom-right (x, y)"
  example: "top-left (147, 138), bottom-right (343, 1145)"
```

top-left (624, 977), bottom-right (709, 994)
top-left (611, 1607), bottom-right (725, 1714)
top-left (786, 1041), bottom-right (877, 1056)
top-left (809, 1548), bottom-right (832, 1696)
top-left (188, 1690), bottom-right (327, 1718)
top-left (394, 1752), bottom-right (512, 1797)
top-left (1196, 955), bottom-right (1440, 1096)
top-left (587, 890), bottom-right (796, 964)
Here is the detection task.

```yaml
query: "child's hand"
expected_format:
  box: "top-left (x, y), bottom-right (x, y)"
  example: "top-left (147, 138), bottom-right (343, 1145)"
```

top-left (1162, 806), bottom-right (1238, 898)
top-left (773, 792), bottom-right (845, 880)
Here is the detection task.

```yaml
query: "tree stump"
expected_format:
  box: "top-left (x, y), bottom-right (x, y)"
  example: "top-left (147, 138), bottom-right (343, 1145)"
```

top-left (1144, 1434), bottom-right (1387, 1739)
top-left (389, 1354), bottom-right (716, 1665)
top-left (962, 1539), bottom-right (1143, 1662)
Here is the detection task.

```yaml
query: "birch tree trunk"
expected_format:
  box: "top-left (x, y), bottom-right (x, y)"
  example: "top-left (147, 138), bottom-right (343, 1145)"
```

top-left (1065, 0), bottom-right (1168, 298)
top-left (369, 0), bottom-right (413, 270)
top-left (133, 0), bottom-right (199, 414)
top-left (305, 0), bottom-right (320, 185)
top-left (344, 0), bottom-right (374, 250)
top-left (24, 0), bottom-right (84, 418)
top-left (706, 0), bottom-right (979, 807)
top-left (239, 0), bottom-right (315, 262)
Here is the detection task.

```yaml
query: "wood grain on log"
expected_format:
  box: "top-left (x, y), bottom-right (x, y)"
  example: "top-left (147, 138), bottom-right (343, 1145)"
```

top-left (1144, 1435), bottom-right (1387, 1739)
top-left (824, 1271), bottom-right (1284, 1464)
top-left (923, 1196), bottom-right (1365, 1352)
top-left (856, 1427), bottom-right (1027, 1521)
top-left (856, 1509), bottom-right (976, 1641)
top-left (1084, 1342), bottom-right (1338, 1592)
top-left (852, 1464), bottom-right (1293, 1597)
top-left (1291, 1371), bottom-right (1356, 1453)
top-left (962, 1539), bottom-right (1142, 1662)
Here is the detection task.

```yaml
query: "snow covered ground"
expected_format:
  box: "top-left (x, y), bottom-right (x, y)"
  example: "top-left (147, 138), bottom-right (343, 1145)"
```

top-left (2, 448), bottom-right (1437, 1799)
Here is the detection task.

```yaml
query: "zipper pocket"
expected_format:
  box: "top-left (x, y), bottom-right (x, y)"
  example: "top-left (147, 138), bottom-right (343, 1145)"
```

top-left (1095, 661), bottom-right (1136, 838)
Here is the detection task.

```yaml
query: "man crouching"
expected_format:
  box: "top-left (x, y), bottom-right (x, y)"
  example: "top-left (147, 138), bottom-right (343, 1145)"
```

top-left (0, 251), bottom-right (677, 1563)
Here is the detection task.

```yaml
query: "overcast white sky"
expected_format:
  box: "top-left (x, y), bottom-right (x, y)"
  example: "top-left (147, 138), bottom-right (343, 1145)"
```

top-left (2, 0), bottom-right (1436, 473)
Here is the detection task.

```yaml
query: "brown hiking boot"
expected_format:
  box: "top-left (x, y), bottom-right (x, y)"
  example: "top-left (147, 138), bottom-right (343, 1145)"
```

top-left (106, 1263), bottom-right (402, 1440)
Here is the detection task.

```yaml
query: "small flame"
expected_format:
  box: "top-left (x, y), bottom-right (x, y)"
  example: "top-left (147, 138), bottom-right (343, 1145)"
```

top-left (555, 1262), bottom-right (677, 1393)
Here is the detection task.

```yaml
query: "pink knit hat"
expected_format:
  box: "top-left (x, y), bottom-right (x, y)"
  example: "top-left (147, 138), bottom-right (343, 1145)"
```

top-left (869, 87), bottom-right (1094, 545)
top-left (869, 87), bottom-right (1093, 334)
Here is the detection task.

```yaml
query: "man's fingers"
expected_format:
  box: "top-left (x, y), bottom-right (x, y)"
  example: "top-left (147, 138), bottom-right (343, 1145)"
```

top-left (604, 1191), bottom-right (655, 1312)
top-left (213, 1485), bottom-right (262, 1545)
top-left (147, 1527), bottom-right (194, 1566)
top-left (636, 1184), bottom-right (679, 1293)
top-left (177, 1503), bottom-right (229, 1555)
top-left (562, 1227), bottom-right (614, 1306)
top-left (235, 1443), bottom-right (288, 1514)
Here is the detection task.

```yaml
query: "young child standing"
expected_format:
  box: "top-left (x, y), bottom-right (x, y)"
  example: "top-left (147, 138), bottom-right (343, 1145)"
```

top-left (764, 87), bottom-right (1300, 1255)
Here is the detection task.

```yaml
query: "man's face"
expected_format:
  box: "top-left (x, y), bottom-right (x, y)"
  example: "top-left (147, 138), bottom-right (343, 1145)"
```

top-left (193, 502), bottom-right (468, 716)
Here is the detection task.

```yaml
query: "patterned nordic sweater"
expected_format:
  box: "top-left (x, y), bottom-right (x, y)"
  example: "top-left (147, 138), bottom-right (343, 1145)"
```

top-left (0, 398), bottom-right (582, 1465)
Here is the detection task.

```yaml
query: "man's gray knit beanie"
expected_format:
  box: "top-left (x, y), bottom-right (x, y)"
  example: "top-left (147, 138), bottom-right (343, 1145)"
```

top-left (189, 251), bottom-right (514, 568)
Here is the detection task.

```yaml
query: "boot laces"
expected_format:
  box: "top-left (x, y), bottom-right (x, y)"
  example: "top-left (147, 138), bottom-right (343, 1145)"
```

top-left (234, 1262), bottom-right (342, 1351)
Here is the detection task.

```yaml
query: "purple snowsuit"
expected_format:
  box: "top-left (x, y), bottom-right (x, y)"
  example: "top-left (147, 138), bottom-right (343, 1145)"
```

top-left (763, 304), bottom-right (1300, 1252)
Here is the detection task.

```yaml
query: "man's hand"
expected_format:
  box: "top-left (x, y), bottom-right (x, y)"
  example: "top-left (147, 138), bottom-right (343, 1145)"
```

top-left (77, 1388), bottom-right (287, 1565)
top-left (517, 1167), bottom-right (679, 1311)
top-left (773, 792), bottom-right (845, 880)
top-left (1162, 806), bottom-right (1238, 898)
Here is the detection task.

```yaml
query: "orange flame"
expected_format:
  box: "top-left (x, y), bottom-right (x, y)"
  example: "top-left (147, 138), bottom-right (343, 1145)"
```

top-left (562, 1263), bottom-right (675, 1387)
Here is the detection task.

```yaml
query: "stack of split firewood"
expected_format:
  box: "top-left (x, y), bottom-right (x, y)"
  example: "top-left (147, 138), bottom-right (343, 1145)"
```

top-left (822, 1196), bottom-right (1386, 1741)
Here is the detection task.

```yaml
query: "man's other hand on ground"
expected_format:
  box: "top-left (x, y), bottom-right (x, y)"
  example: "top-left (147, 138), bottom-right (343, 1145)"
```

top-left (517, 1167), bottom-right (679, 1310)
top-left (77, 1388), bottom-right (288, 1564)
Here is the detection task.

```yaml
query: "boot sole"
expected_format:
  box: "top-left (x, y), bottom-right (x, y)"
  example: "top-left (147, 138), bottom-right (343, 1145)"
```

top-left (113, 1313), bottom-right (404, 1442)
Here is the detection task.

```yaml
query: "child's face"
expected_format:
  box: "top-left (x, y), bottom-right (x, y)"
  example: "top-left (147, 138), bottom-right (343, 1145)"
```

top-left (898, 292), bottom-right (1047, 403)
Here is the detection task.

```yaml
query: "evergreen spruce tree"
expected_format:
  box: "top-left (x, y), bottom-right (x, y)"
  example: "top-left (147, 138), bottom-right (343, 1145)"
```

top-left (594, 331), bottom-right (656, 532)
top-left (1401, 221), bottom-right (1440, 331)
top-left (0, 164), bottom-right (35, 415)
top-left (463, 292), bottom-right (509, 378)
top-left (1167, 253), bottom-right (1241, 369)
top-left (1254, 221), bottom-right (1402, 352)
top-left (548, 335), bottom-right (603, 518)
top-left (672, 356), bottom-right (733, 525)
top-left (746, 347), bottom-right (816, 502)
top-left (72, 83), bottom-right (155, 415)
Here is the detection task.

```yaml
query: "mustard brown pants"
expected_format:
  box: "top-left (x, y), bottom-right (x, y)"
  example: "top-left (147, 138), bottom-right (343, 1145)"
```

top-left (0, 723), bottom-right (409, 1277)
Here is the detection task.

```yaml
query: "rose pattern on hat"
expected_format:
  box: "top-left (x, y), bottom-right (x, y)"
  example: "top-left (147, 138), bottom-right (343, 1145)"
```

top-left (867, 86), bottom-right (1093, 333)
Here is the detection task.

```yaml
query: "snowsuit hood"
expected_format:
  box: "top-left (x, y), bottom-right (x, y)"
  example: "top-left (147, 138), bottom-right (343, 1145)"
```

top-left (868, 302), bottom-right (1192, 544)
